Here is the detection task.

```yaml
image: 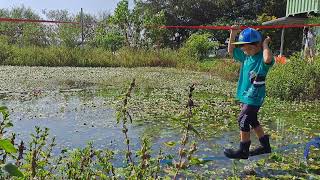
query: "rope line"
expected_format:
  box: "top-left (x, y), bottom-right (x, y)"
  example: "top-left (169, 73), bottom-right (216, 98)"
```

top-left (160, 24), bottom-right (320, 30)
top-left (1, 17), bottom-right (319, 29)
top-left (0, 17), bottom-right (79, 24)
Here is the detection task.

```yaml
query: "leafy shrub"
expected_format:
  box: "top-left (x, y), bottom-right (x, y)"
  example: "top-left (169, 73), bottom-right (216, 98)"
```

top-left (95, 31), bottom-right (125, 52)
top-left (267, 53), bottom-right (320, 101)
top-left (180, 33), bottom-right (220, 60)
top-left (0, 36), bottom-right (12, 63)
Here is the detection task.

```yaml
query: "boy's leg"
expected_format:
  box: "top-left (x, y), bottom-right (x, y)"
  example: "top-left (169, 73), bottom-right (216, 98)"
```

top-left (240, 131), bottom-right (250, 142)
top-left (246, 108), bottom-right (269, 139)
top-left (253, 125), bottom-right (265, 138)
top-left (310, 47), bottom-right (315, 63)
top-left (250, 121), bottom-right (271, 156)
top-left (239, 103), bottom-right (251, 142)
top-left (304, 45), bottom-right (308, 59)
top-left (249, 134), bottom-right (271, 156)
top-left (224, 104), bottom-right (258, 159)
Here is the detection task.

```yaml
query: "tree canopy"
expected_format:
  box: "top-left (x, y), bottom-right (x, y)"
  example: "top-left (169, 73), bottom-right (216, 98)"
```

top-left (0, 0), bottom-right (301, 55)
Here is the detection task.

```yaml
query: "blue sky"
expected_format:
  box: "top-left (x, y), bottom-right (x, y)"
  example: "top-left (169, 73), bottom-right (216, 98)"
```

top-left (0, 0), bottom-right (133, 17)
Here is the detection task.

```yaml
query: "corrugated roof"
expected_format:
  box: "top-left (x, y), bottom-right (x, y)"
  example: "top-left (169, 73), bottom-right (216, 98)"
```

top-left (286, 0), bottom-right (320, 16)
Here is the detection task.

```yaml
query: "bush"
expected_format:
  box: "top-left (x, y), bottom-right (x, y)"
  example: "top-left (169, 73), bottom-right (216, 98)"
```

top-left (94, 32), bottom-right (125, 52)
top-left (267, 53), bottom-right (320, 101)
top-left (180, 33), bottom-right (219, 60)
top-left (0, 36), bottom-right (12, 64)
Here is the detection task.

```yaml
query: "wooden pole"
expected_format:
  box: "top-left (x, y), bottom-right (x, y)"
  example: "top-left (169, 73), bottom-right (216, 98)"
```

top-left (280, 28), bottom-right (285, 56)
top-left (81, 8), bottom-right (84, 46)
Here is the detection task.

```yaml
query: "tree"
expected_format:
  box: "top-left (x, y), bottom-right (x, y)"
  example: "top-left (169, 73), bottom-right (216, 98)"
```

top-left (181, 33), bottom-right (220, 60)
top-left (75, 12), bottom-right (97, 46)
top-left (93, 21), bottom-right (124, 51)
top-left (109, 0), bottom-right (131, 46)
top-left (143, 10), bottom-right (167, 49)
top-left (139, 0), bottom-right (295, 53)
top-left (43, 10), bottom-right (81, 47)
top-left (0, 6), bottom-right (47, 46)
top-left (141, 0), bottom-right (222, 48)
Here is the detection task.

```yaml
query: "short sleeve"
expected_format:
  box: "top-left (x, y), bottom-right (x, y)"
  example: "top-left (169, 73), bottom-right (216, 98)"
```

top-left (233, 48), bottom-right (246, 63)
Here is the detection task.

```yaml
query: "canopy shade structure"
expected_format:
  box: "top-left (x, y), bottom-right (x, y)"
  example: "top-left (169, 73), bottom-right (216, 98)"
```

top-left (263, 17), bottom-right (308, 56)
top-left (262, 17), bottom-right (307, 25)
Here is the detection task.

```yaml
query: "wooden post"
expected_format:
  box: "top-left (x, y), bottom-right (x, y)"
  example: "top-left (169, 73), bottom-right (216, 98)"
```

top-left (280, 28), bottom-right (285, 56)
top-left (80, 8), bottom-right (84, 46)
top-left (301, 27), bottom-right (305, 58)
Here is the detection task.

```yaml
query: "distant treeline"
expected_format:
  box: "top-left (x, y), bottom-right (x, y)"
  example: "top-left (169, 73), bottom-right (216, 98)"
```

top-left (0, 0), bottom-right (304, 54)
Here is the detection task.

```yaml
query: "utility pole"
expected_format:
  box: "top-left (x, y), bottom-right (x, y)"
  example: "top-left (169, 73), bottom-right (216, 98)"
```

top-left (80, 8), bottom-right (84, 46)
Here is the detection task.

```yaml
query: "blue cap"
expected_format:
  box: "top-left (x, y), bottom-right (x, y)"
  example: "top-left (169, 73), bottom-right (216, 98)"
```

top-left (232, 28), bottom-right (262, 45)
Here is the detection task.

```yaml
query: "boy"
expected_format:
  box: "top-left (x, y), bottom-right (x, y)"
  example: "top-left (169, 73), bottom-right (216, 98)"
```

top-left (224, 26), bottom-right (274, 159)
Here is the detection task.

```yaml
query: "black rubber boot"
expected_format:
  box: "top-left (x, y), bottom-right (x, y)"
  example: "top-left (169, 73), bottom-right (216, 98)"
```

top-left (249, 135), bottom-right (271, 156)
top-left (224, 141), bottom-right (251, 159)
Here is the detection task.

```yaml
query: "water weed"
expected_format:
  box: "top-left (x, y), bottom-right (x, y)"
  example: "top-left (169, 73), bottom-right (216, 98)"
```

top-left (0, 66), bottom-right (318, 178)
top-left (172, 84), bottom-right (198, 179)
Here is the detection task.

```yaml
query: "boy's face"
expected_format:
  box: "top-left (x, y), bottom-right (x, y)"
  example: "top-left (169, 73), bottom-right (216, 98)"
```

top-left (240, 43), bottom-right (261, 56)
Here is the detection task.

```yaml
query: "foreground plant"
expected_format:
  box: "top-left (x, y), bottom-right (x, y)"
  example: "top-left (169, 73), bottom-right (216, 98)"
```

top-left (21, 126), bottom-right (56, 179)
top-left (116, 79), bottom-right (166, 179)
top-left (58, 142), bottom-right (114, 179)
top-left (173, 84), bottom-right (198, 179)
top-left (116, 79), bottom-right (136, 175)
top-left (0, 106), bottom-right (23, 178)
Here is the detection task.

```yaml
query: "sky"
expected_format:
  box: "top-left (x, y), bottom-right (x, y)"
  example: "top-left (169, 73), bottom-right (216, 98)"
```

top-left (0, 0), bottom-right (134, 17)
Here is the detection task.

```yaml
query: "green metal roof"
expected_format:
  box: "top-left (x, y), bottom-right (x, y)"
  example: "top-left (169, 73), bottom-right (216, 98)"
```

top-left (286, 0), bottom-right (320, 16)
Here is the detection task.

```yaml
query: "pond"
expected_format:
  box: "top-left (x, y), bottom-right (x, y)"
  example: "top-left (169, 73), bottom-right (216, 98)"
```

top-left (0, 66), bottom-right (319, 178)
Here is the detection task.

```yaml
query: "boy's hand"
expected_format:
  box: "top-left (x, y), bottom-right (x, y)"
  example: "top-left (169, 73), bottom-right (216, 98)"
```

top-left (230, 25), bottom-right (241, 35)
top-left (263, 36), bottom-right (273, 64)
top-left (228, 25), bottom-right (241, 57)
top-left (263, 36), bottom-right (271, 46)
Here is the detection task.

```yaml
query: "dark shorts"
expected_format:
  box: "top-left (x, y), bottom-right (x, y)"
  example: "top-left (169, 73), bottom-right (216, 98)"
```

top-left (238, 104), bottom-right (260, 132)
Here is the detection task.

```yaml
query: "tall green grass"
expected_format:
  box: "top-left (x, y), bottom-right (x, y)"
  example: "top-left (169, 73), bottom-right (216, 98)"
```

top-left (0, 43), bottom-right (190, 68)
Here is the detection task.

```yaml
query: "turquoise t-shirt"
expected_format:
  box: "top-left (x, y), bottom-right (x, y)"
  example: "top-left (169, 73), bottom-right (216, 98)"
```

top-left (233, 48), bottom-right (274, 106)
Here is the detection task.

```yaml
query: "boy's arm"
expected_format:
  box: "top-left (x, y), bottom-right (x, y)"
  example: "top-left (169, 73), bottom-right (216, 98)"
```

top-left (263, 36), bottom-right (273, 64)
top-left (228, 25), bottom-right (241, 58)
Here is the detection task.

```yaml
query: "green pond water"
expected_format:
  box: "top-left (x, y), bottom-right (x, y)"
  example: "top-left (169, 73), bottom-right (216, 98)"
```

top-left (0, 66), bottom-right (319, 178)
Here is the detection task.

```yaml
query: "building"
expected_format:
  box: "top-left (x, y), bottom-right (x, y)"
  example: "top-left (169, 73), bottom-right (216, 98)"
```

top-left (263, 0), bottom-right (320, 56)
